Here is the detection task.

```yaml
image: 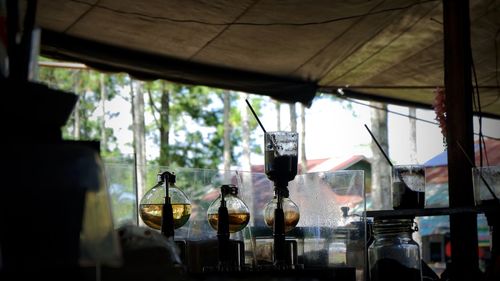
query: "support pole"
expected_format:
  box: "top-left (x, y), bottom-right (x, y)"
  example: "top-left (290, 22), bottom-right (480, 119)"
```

top-left (273, 187), bottom-right (287, 267)
top-left (443, 0), bottom-right (479, 280)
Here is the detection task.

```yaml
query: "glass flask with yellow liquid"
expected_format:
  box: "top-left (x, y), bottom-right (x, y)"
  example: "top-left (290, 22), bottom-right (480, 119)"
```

top-left (263, 189), bottom-right (300, 233)
top-left (207, 184), bottom-right (250, 233)
top-left (139, 171), bottom-right (191, 231)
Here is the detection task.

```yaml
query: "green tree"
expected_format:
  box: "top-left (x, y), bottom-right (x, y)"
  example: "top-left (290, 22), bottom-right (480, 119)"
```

top-left (37, 58), bottom-right (125, 158)
top-left (147, 82), bottom-right (222, 168)
top-left (210, 91), bottom-right (264, 169)
top-left (370, 102), bottom-right (390, 210)
top-left (147, 82), bottom-right (264, 169)
top-left (130, 78), bottom-right (147, 208)
top-left (147, 81), bottom-right (171, 166)
top-left (300, 103), bottom-right (307, 173)
top-left (223, 90), bottom-right (232, 171)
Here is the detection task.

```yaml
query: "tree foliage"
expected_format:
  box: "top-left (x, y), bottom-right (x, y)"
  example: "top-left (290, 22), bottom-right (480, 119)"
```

top-left (147, 82), bottom-right (263, 169)
top-left (37, 58), bottom-right (126, 158)
top-left (37, 58), bottom-right (271, 225)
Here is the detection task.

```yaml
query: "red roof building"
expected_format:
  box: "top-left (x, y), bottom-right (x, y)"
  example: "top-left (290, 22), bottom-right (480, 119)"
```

top-left (425, 138), bottom-right (500, 185)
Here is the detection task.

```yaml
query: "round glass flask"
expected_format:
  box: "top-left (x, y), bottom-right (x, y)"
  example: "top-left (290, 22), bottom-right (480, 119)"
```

top-left (368, 218), bottom-right (422, 281)
top-left (139, 172), bottom-right (191, 230)
top-left (207, 184), bottom-right (250, 233)
top-left (263, 189), bottom-right (300, 233)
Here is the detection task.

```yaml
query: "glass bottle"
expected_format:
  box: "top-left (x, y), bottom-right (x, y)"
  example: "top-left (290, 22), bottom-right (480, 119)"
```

top-left (368, 218), bottom-right (422, 281)
top-left (207, 184), bottom-right (250, 233)
top-left (139, 172), bottom-right (191, 230)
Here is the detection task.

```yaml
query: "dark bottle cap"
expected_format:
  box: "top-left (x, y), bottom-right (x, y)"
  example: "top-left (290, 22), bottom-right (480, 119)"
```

top-left (221, 184), bottom-right (238, 196)
top-left (157, 171), bottom-right (176, 184)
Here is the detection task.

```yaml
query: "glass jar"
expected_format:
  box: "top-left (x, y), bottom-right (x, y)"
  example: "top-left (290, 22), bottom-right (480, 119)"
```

top-left (392, 165), bottom-right (426, 209)
top-left (368, 218), bottom-right (422, 281)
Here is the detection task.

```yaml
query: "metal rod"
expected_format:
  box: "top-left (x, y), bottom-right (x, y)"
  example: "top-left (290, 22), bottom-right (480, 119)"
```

top-left (217, 187), bottom-right (230, 267)
top-left (160, 172), bottom-right (175, 238)
top-left (273, 187), bottom-right (287, 267)
top-left (364, 124), bottom-right (393, 167)
top-left (245, 99), bottom-right (267, 134)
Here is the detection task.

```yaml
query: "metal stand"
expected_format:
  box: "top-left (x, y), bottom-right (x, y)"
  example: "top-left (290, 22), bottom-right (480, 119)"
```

top-left (160, 171), bottom-right (175, 238)
top-left (273, 185), bottom-right (289, 268)
top-left (217, 189), bottom-right (232, 270)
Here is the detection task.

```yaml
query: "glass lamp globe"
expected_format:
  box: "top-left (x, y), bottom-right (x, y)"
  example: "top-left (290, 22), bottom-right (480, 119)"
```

top-left (207, 185), bottom-right (250, 233)
top-left (263, 196), bottom-right (300, 233)
top-left (139, 172), bottom-right (191, 230)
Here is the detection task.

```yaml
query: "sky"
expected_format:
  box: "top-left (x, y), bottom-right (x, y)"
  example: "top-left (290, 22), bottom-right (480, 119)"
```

top-left (254, 95), bottom-right (444, 166)
top-left (101, 91), bottom-right (500, 168)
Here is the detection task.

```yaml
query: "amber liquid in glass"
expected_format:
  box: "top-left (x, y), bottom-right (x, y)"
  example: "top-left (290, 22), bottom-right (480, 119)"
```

top-left (139, 203), bottom-right (191, 229)
top-left (264, 210), bottom-right (300, 233)
top-left (208, 212), bottom-right (250, 233)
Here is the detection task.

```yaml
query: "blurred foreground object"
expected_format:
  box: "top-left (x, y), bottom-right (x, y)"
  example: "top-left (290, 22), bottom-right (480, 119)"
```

top-left (101, 225), bottom-right (184, 281)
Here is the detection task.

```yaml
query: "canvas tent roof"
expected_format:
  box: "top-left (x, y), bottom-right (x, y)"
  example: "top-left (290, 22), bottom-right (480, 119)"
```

top-left (35, 0), bottom-right (500, 118)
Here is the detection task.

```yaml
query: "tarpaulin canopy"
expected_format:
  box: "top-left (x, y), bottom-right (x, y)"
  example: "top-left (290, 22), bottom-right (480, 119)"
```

top-left (35, 0), bottom-right (500, 118)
